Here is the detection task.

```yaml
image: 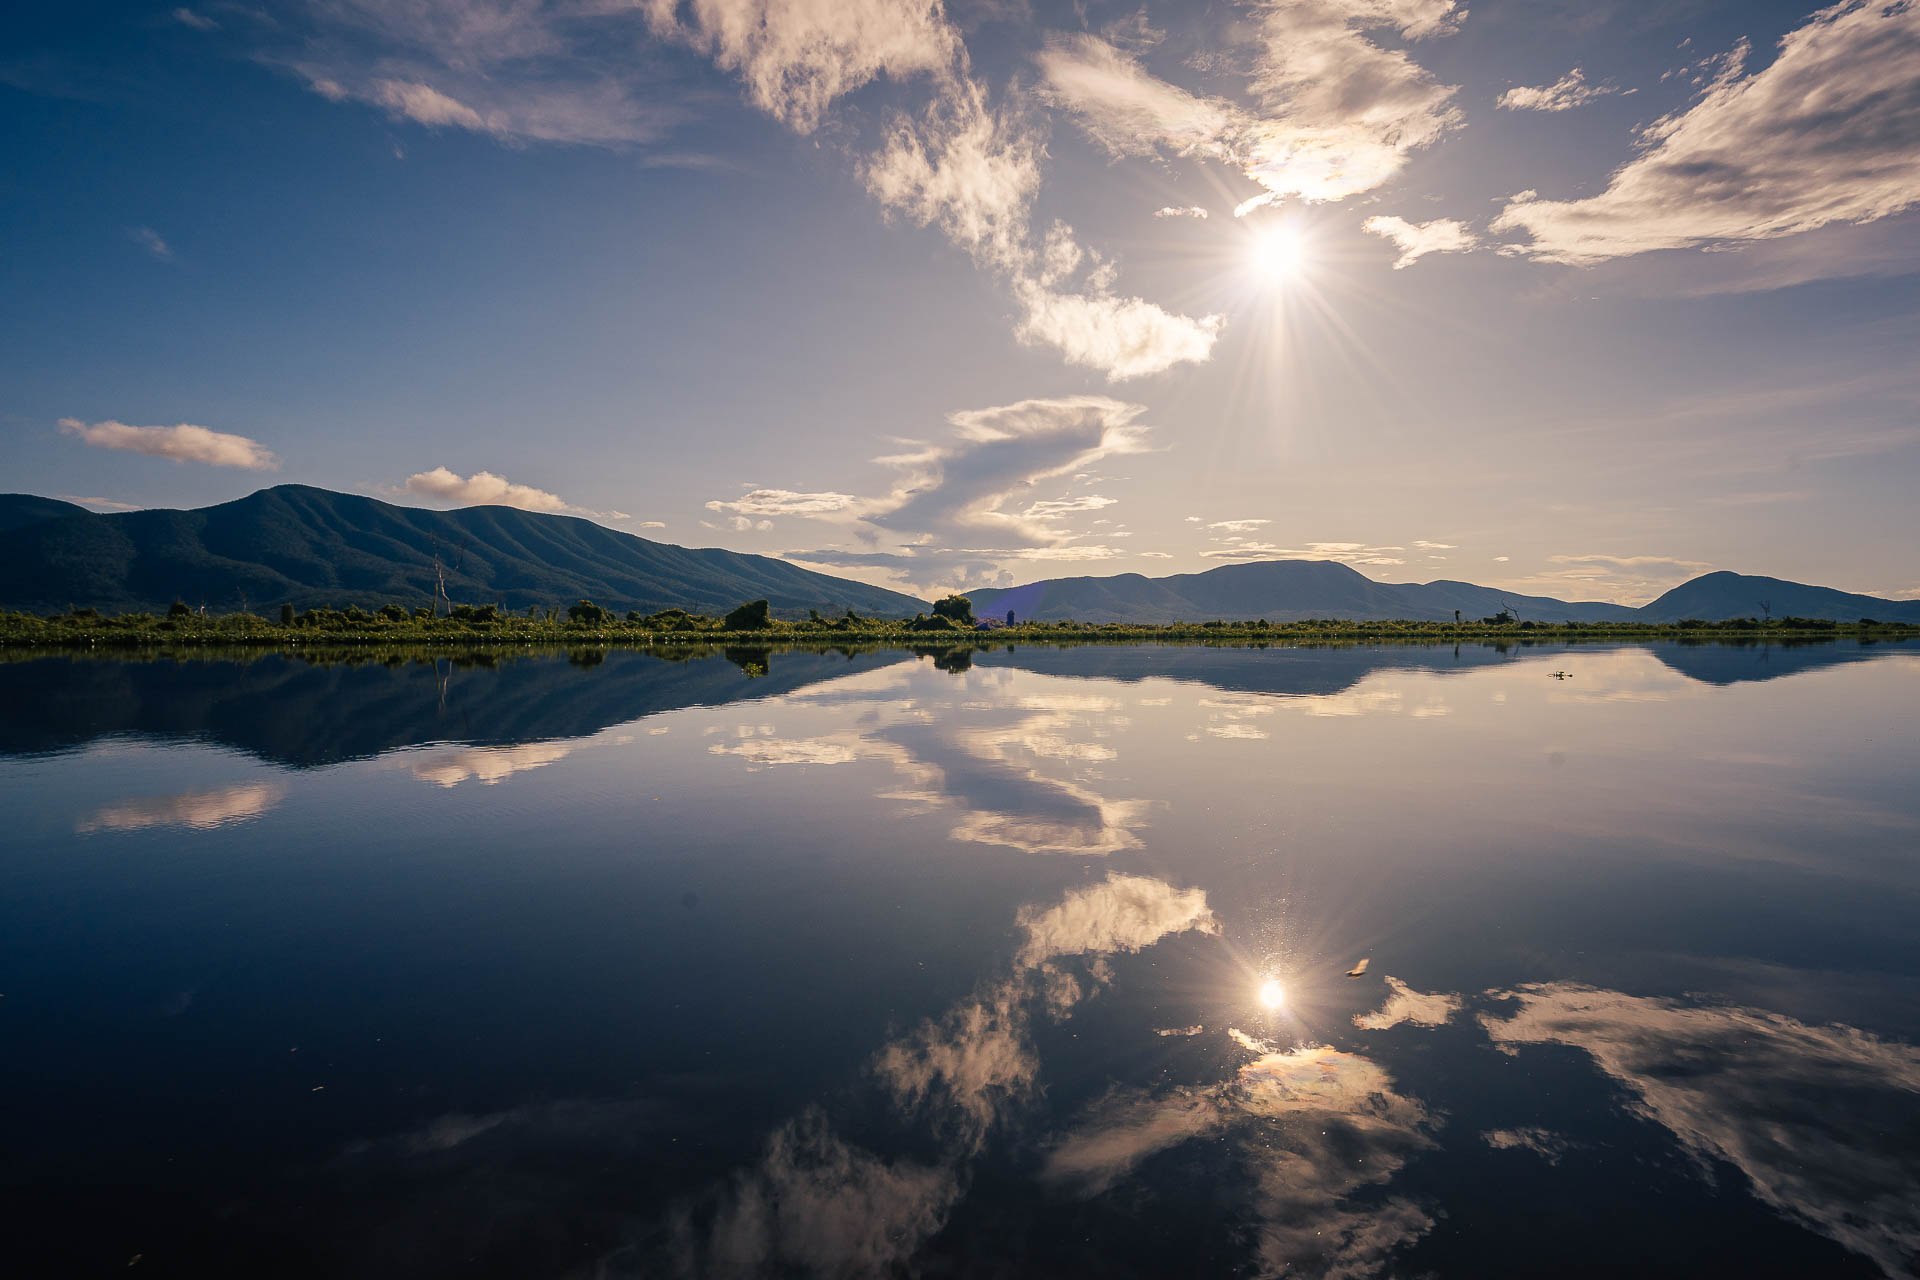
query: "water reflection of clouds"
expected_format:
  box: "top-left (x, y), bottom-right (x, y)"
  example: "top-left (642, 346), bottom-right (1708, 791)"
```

top-left (712, 664), bottom-right (1150, 856)
top-left (404, 741), bottom-right (578, 788)
top-left (1044, 1042), bottom-right (1441, 1278)
top-left (666, 872), bottom-right (1219, 1277)
top-left (1352, 976), bottom-right (1461, 1031)
top-left (1482, 983), bottom-right (1920, 1275)
top-left (78, 781), bottom-right (285, 833)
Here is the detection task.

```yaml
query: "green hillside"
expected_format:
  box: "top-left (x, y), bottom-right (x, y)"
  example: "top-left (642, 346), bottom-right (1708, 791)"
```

top-left (0, 486), bottom-right (925, 617)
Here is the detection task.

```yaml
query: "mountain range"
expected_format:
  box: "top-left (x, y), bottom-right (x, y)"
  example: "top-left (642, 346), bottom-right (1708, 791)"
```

top-left (966, 559), bottom-right (1920, 624)
top-left (3, 486), bottom-right (1914, 623)
top-left (0, 486), bottom-right (924, 617)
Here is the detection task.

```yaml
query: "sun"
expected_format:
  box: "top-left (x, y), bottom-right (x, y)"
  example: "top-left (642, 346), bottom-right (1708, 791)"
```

top-left (1258, 979), bottom-right (1286, 1009)
top-left (1249, 224), bottom-right (1308, 282)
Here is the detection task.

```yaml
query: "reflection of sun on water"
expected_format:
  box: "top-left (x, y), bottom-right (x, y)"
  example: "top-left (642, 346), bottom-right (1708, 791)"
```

top-left (1258, 979), bottom-right (1287, 1009)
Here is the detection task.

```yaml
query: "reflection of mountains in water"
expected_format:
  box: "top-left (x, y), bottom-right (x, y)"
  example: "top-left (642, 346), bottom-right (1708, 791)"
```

top-left (0, 647), bottom-right (911, 766)
top-left (1, 639), bottom-right (1909, 765)
top-left (979, 638), bottom-right (1912, 693)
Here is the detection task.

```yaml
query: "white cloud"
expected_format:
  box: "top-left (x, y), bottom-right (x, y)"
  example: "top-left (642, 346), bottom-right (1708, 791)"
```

top-left (1038, 3), bottom-right (1465, 210)
top-left (371, 79), bottom-right (485, 130)
top-left (1153, 204), bottom-right (1209, 219)
top-left (1496, 67), bottom-right (1623, 112)
top-left (55, 494), bottom-right (144, 512)
top-left (866, 84), bottom-right (1223, 379)
top-left (1035, 32), bottom-right (1238, 161)
top-left (171, 6), bottom-right (217, 31)
top-left (1495, 1), bottom-right (1920, 265)
top-left (1207, 518), bottom-right (1271, 532)
top-left (400, 466), bottom-right (628, 520)
top-left (865, 77), bottom-right (1046, 276)
top-left (1022, 494), bottom-right (1116, 519)
top-left (1201, 539), bottom-right (1406, 565)
top-left (59, 417), bottom-right (278, 470)
top-left (707, 488), bottom-right (865, 517)
top-left (130, 226), bottom-right (173, 260)
top-left (642, 0), bottom-right (961, 133)
top-left (1362, 214), bottom-right (1477, 267)
top-left (1412, 539), bottom-right (1456, 549)
top-left (638, 520), bottom-right (666, 528)
top-left (1012, 277), bottom-right (1224, 381)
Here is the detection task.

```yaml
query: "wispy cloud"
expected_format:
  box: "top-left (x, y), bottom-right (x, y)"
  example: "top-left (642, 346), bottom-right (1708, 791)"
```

top-left (1207, 518), bottom-right (1270, 532)
top-left (1362, 215), bottom-right (1476, 268)
top-left (706, 488), bottom-right (865, 519)
top-left (643, 0), bottom-right (960, 134)
top-left (54, 494), bottom-right (144, 512)
top-left (1038, 1), bottom-right (1465, 212)
top-left (756, 395), bottom-right (1159, 591)
top-left (130, 226), bottom-right (173, 260)
top-left (1152, 204), bottom-right (1208, 219)
top-left (1496, 67), bottom-right (1624, 112)
top-left (59, 417), bottom-right (277, 469)
top-left (1201, 540), bottom-right (1406, 565)
top-left (282, 0), bottom-right (684, 147)
top-left (171, 7), bottom-right (217, 32)
top-left (1495, 2), bottom-right (1920, 265)
top-left (399, 467), bottom-right (628, 521)
top-left (866, 83), bottom-right (1222, 379)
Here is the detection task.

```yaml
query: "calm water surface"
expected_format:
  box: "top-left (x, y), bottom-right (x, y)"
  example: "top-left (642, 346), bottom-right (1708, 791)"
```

top-left (2, 640), bottom-right (1917, 1278)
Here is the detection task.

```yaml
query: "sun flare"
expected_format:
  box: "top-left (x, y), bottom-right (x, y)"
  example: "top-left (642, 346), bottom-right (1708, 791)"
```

top-left (1258, 979), bottom-right (1286, 1009)
top-left (1249, 225), bottom-right (1307, 282)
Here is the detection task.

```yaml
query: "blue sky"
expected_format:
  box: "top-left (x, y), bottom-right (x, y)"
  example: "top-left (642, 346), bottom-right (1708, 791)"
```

top-left (3, 0), bottom-right (1917, 604)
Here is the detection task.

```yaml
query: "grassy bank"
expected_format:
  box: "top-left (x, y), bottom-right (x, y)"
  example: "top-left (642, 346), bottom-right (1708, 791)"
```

top-left (4, 603), bottom-right (1916, 650)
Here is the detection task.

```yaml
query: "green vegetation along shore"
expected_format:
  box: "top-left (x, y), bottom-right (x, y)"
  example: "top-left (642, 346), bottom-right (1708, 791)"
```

top-left (4, 593), bottom-right (1917, 650)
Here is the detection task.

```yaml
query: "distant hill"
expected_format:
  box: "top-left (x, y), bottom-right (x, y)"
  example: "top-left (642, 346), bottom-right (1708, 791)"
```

top-left (0, 486), bottom-right (926, 618)
top-left (1633, 571), bottom-right (1920, 623)
top-left (0, 495), bottom-right (91, 533)
top-left (965, 560), bottom-right (1634, 624)
top-left (964, 559), bottom-right (1920, 624)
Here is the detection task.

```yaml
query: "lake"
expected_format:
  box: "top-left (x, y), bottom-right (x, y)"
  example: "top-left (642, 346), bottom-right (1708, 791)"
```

top-left (3, 639), bottom-right (1917, 1279)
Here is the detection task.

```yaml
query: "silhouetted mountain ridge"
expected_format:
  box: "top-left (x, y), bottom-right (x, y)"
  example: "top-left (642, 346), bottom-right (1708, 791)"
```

top-left (964, 560), bottom-right (1920, 624)
top-left (0, 487), bottom-right (925, 617)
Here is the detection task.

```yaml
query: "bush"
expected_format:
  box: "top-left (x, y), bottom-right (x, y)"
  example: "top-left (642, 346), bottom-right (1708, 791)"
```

top-left (168, 600), bottom-right (191, 618)
top-left (280, 603), bottom-right (295, 625)
top-left (723, 599), bottom-right (773, 630)
top-left (931, 594), bottom-right (975, 626)
top-left (567, 599), bottom-right (613, 625)
top-left (908, 613), bottom-right (960, 632)
top-left (379, 603), bottom-right (410, 622)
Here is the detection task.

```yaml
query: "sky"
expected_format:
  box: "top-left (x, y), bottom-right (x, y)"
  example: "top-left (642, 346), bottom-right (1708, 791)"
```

top-left (3, 0), bottom-right (1918, 606)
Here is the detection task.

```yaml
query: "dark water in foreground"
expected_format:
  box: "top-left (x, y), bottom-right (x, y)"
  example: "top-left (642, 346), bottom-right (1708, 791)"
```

top-left (2, 640), bottom-right (1917, 1279)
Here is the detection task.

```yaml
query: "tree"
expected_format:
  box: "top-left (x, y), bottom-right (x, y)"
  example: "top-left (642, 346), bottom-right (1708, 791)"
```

top-left (280, 603), bottom-right (295, 625)
top-left (932, 594), bottom-right (975, 626)
top-left (568, 599), bottom-right (612, 624)
top-left (168, 600), bottom-right (191, 618)
top-left (723, 598), bottom-right (772, 630)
